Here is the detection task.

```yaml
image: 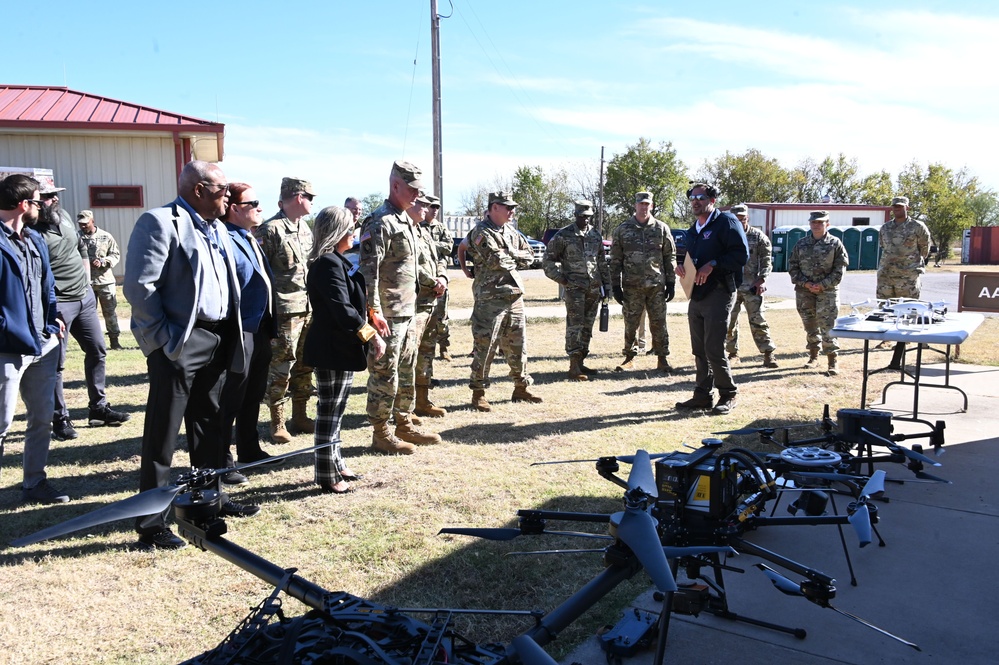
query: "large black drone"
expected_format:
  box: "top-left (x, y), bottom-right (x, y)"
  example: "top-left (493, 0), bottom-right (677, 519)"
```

top-left (442, 441), bottom-right (921, 663)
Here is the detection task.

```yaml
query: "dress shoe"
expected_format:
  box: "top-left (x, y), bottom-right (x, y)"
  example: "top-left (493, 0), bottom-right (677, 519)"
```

top-left (220, 499), bottom-right (260, 518)
top-left (221, 471), bottom-right (249, 486)
top-left (135, 528), bottom-right (187, 551)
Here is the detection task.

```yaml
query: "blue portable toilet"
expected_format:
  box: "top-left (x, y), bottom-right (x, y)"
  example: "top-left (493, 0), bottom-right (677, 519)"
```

top-left (842, 227), bottom-right (862, 270)
top-left (860, 226), bottom-right (881, 270)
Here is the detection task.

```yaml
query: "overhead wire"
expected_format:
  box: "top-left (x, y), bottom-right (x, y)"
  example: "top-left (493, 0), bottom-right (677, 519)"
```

top-left (402, 0), bottom-right (427, 157)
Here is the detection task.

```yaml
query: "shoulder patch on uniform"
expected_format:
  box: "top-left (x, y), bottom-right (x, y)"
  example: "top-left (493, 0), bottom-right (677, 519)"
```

top-left (362, 240), bottom-right (373, 254)
top-left (474, 235), bottom-right (484, 245)
top-left (359, 231), bottom-right (371, 242)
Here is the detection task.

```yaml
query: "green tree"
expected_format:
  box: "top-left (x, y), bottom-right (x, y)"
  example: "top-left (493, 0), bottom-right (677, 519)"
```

top-left (815, 153), bottom-right (865, 203)
top-left (896, 163), bottom-right (974, 261)
top-left (511, 165), bottom-right (573, 239)
top-left (967, 189), bottom-right (999, 227)
top-left (360, 193), bottom-right (384, 219)
top-left (858, 170), bottom-right (894, 206)
top-left (604, 137), bottom-right (688, 232)
top-left (699, 148), bottom-right (795, 205)
top-left (790, 158), bottom-right (822, 202)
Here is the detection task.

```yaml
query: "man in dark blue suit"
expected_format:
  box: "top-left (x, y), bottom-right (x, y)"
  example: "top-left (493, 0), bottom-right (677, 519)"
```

top-left (124, 161), bottom-right (258, 551)
top-left (218, 182), bottom-right (279, 482)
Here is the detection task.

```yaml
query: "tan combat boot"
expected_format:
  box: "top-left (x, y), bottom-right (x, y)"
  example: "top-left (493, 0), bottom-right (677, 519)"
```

top-left (511, 385), bottom-right (543, 403)
top-left (827, 353), bottom-right (839, 376)
top-left (614, 353), bottom-right (637, 372)
top-left (763, 350), bottom-right (779, 368)
top-left (472, 390), bottom-right (491, 412)
top-left (804, 349), bottom-right (820, 368)
top-left (414, 385), bottom-right (447, 417)
top-left (269, 403), bottom-right (292, 444)
top-left (289, 398), bottom-right (315, 434)
top-left (656, 356), bottom-right (674, 375)
top-left (371, 418), bottom-right (416, 454)
top-left (568, 354), bottom-right (588, 381)
top-left (580, 352), bottom-right (598, 376)
top-left (439, 344), bottom-right (452, 362)
top-left (727, 352), bottom-right (739, 363)
top-left (395, 413), bottom-right (442, 445)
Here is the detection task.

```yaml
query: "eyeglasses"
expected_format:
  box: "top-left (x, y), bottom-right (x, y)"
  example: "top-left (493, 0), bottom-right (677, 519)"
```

top-left (688, 194), bottom-right (710, 201)
top-left (502, 204), bottom-right (516, 212)
top-left (25, 199), bottom-right (44, 208)
top-left (235, 200), bottom-right (260, 208)
top-left (300, 192), bottom-right (315, 202)
top-left (200, 182), bottom-right (229, 194)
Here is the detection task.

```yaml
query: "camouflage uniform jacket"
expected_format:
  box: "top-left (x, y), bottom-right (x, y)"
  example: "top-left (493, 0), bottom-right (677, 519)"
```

top-left (609, 216), bottom-right (676, 289)
top-left (788, 233), bottom-right (848, 291)
top-left (256, 211), bottom-right (313, 315)
top-left (878, 217), bottom-right (930, 279)
top-left (542, 222), bottom-right (611, 293)
top-left (421, 219), bottom-right (453, 267)
top-left (358, 200), bottom-right (419, 318)
top-left (465, 216), bottom-right (533, 301)
top-left (415, 223), bottom-right (447, 308)
top-left (739, 226), bottom-right (772, 292)
top-left (79, 227), bottom-right (120, 286)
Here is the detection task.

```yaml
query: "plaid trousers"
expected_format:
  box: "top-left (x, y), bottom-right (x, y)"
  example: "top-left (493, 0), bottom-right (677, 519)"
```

top-left (313, 368), bottom-right (354, 485)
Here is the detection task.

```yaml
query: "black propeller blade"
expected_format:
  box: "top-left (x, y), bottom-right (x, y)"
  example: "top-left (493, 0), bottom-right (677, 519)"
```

top-left (860, 427), bottom-right (941, 467)
top-left (616, 507), bottom-right (676, 593)
top-left (11, 485), bottom-right (187, 547)
top-left (438, 527), bottom-right (611, 542)
top-left (531, 451), bottom-right (674, 466)
top-left (626, 449), bottom-right (657, 498)
top-left (511, 635), bottom-right (559, 665)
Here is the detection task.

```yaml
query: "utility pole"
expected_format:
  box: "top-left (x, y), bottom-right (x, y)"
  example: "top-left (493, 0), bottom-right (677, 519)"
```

top-left (598, 146), bottom-right (606, 235)
top-left (431, 0), bottom-right (443, 204)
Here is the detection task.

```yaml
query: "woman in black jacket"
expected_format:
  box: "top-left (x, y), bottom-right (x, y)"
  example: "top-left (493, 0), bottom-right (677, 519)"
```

top-left (305, 206), bottom-right (387, 493)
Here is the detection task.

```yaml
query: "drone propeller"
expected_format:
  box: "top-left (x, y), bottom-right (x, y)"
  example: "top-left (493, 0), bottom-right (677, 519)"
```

top-left (846, 470), bottom-right (886, 548)
top-left (11, 441), bottom-right (337, 548)
top-left (860, 427), bottom-right (941, 467)
top-left (11, 485), bottom-right (187, 547)
top-left (626, 449), bottom-right (657, 499)
top-left (755, 564), bottom-right (920, 651)
top-left (530, 451), bottom-right (673, 466)
top-left (438, 527), bottom-right (611, 542)
top-left (511, 634), bottom-right (559, 665)
top-left (615, 506), bottom-right (676, 593)
top-left (714, 422), bottom-right (817, 437)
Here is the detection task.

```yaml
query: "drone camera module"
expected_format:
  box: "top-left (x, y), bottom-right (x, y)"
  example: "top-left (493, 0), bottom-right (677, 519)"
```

top-left (787, 490), bottom-right (828, 517)
top-left (672, 583), bottom-right (711, 616)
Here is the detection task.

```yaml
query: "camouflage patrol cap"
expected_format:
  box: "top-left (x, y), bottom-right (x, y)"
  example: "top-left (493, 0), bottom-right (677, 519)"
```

top-left (730, 204), bottom-right (749, 216)
top-left (390, 160), bottom-right (424, 189)
top-left (39, 182), bottom-right (66, 195)
top-left (574, 200), bottom-right (595, 217)
top-left (808, 210), bottom-right (830, 222)
top-left (280, 177), bottom-right (315, 199)
top-left (891, 196), bottom-right (909, 207)
top-left (635, 191), bottom-right (653, 203)
top-left (415, 193), bottom-right (433, 205)
top-left (424, 194), bottom-right (441, 208)
top-left (488, 191), bottom-right (518, 207)
top-left (77, 209), bottom-right (94, 223)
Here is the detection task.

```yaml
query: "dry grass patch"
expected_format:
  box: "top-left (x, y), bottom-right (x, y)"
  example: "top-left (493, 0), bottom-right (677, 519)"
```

top-left (2, 272), bottom-right (996, 664)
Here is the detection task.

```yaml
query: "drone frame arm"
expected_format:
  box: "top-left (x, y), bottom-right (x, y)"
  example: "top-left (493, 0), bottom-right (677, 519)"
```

top-left (728, 535), bottom-right (835, 588)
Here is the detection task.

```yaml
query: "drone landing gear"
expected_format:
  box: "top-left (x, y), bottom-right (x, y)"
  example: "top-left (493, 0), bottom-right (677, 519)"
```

top-left (654, 553), bottom-right (808, 640)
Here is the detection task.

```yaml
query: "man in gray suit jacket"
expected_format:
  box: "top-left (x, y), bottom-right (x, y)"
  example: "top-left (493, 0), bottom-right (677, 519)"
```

top-left (124, 160), bottom-right (257, 551)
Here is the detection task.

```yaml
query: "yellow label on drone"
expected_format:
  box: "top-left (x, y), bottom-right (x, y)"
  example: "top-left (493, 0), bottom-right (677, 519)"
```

top-left (687, 476), bottom-right (711, 511)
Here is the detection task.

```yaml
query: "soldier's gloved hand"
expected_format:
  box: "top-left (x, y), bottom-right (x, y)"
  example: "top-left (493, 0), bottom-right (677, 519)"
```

top-left (612, 284), bottom-right (624, 305)
top-left (665, 283), bottom-right (675, 303)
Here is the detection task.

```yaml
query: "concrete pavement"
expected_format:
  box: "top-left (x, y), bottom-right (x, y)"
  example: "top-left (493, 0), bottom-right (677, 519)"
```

top-left (558, 363), bottom-right (999, 664)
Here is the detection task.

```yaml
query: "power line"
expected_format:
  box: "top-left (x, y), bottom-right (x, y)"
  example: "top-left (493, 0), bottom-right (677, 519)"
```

top-left (402, 0), bottom-right (427, 157)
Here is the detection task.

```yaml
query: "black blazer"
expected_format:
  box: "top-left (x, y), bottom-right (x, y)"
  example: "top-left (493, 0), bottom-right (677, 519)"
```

top-left (304, 251), bottom-right (370, 371)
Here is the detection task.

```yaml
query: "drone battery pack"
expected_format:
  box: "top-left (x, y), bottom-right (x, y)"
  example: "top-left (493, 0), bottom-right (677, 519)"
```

top-left (837, 409), bottom-right (893, 445)
top-left (599, 608), bottom-right (658, 657)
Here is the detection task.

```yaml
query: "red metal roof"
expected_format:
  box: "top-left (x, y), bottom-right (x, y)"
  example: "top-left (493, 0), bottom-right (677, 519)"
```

top-left (0, 85), bottom-right (224, 135)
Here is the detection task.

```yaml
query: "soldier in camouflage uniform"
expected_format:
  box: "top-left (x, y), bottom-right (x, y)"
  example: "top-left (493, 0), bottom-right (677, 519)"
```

top-left (76, 210), bottom-right (123, 350)
top-left (409, 194), bottom-right (449, 419)
top-left (788, 211), bottom-right (848, 375)
top-left (418, 195), bottom-right (454, 367)
top-left (725, 204), bottom-right (778, 368)
top-left (359, 162), bottom-right (442, 453)
top-left (465, 191), bottom-right (543, 411)
top-left (609, 191), bottom-right (677, 374)
top-left (256, 177), bottom-right (316, 443)
top-left (542, 200), bottom-right (611, 380)
top-left (877, 196), bottom-right (931, 369)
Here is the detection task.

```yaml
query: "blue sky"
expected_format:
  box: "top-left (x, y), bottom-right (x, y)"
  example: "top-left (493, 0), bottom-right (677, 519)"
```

top-left (11, 0), bottom-right (999, 213)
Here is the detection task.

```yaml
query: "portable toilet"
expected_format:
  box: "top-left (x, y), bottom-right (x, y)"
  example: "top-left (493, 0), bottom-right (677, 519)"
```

top-left (771, 226), bottom-right (791, 272)
top-left (786, 226), bottom-right (808, 263)
top-left (842, 227), bottom-right (862, 270)
top-left (860, 226), bottom-right (881, 270)
top-left (828, 226), bottom-right (844, 243)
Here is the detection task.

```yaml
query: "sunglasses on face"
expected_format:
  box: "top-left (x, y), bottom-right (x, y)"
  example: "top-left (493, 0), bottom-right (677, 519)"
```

top-left (689, 194), bottom-right (710, 201)
top-left (235, 200), bottom-right (260, 208)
